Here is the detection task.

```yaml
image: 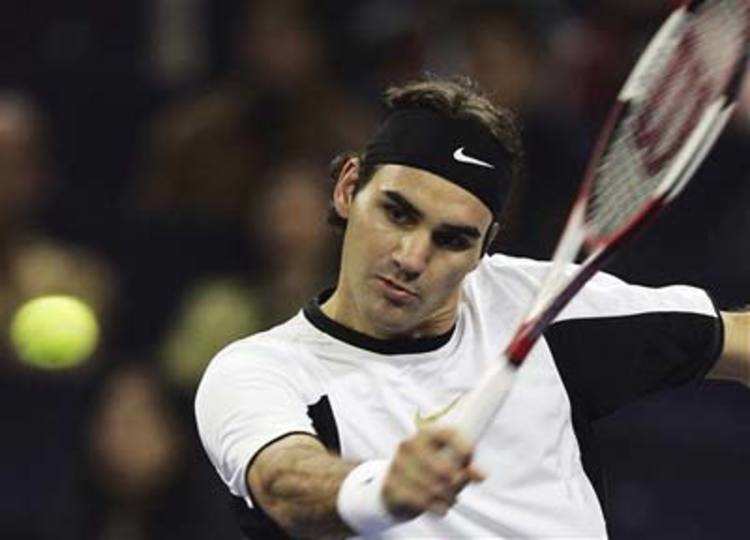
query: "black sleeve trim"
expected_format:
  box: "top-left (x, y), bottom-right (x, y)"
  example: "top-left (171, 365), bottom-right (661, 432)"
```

top-left (545, 311), bottom-right (723, 420)
top-left (702, 291), bottom-right (726, 377)
top-left (244, 430), bottom-right (322, 508)
top-left (307, 395), bottom-right (341, 454)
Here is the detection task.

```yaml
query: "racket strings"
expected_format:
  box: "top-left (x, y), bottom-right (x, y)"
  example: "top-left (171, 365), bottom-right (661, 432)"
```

top-left (585, 0), bottom-right (748, 240)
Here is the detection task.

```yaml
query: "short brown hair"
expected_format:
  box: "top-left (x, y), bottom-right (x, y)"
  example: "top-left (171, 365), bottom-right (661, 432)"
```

top-left (327, 75), bottom-right (525, 245)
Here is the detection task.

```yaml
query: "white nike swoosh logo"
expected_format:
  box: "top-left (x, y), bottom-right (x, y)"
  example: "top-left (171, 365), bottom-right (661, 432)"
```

top-left (453, 147), bottom-right (495, 169)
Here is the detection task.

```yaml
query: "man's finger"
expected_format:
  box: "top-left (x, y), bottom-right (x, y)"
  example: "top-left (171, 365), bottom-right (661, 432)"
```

top-left (467, 465), bottom-right (486, 482)
top-left (423, 429), bottom-right (474, 470)
top-left (425, 427), bottom-right (473, 456)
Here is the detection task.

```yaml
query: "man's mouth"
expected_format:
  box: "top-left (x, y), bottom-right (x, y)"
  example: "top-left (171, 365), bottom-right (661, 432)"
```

top-left (376, 276), bottom-right (419, 303)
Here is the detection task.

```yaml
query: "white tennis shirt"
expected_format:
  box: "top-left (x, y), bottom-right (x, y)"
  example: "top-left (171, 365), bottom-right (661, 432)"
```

top-left (195, 254), bottom-right (721, 539)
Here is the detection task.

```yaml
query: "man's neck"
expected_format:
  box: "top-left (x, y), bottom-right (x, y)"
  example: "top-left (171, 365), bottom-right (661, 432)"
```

top-left (319, 287), bottom-right (374, 336)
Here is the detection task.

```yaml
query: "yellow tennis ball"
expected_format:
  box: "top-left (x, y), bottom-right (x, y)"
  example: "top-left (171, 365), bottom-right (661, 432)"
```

top-left (10, 295), bottom-right (100, 369)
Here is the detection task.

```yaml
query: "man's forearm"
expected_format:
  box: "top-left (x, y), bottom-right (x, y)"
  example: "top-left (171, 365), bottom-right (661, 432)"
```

top-left (249, 436), bottom-right (357, 539)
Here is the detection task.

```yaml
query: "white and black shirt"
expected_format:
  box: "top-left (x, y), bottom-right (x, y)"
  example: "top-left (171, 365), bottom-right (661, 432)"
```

top-left (195, 254), bottom-right (723, 539)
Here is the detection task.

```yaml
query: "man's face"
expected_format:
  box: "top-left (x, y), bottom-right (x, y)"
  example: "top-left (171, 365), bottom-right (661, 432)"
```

top-left (330, 163), bottom-right (493, 338)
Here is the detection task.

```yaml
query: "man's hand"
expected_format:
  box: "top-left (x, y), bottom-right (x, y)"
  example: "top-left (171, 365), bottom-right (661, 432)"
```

top-left (382, 427), bottom-right (486, 520)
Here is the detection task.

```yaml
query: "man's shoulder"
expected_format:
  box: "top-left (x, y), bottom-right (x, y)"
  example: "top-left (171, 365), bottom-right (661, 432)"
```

top-left (468, 252), bottom-right (628, 292)
top-left (480, 252), bottom-right (552, 275)
top-left (465, 253), bottom-right (553, 294)
top-left (471, 254), bottom-right (714, 321)
top-left (195, 311), bottom-right (328, 415)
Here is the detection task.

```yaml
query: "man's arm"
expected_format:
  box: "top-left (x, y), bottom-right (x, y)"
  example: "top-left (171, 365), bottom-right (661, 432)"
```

top-left (707, 311), bottom-right (750, 385)
top-left (247, 429), bottom-right (485, 539)
top-left (248, 434), bottom-right (356, 539)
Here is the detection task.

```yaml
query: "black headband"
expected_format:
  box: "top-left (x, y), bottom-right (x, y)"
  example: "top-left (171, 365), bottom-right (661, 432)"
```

top-left (363, 108), bottom-right (512, 218)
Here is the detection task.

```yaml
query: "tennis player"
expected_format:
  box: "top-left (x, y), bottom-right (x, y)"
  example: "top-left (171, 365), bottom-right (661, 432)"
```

top-left (195, 77), bottom-right (750, 539)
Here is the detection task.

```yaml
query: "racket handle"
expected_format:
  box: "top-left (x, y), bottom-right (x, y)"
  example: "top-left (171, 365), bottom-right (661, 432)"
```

top-left (437, 359), bottom-right (518, 446)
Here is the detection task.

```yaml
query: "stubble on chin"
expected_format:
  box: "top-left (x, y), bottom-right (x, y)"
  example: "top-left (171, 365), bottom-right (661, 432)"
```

top-left (369, 296), bottom-right (426, 337)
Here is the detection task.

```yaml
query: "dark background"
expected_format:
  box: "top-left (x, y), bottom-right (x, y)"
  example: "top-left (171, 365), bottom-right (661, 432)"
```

top-left (1, 1), bottom-right (749, 538)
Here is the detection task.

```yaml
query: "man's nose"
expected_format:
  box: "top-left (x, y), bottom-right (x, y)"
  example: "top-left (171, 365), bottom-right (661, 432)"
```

top-left (393, 231), bottom-right (431, 280)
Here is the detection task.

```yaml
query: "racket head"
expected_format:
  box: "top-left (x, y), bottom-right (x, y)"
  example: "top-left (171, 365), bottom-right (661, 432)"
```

top-left (579, 0), bottom-right (750, 252)
top-left (507, 0), bottom-right (750, 362)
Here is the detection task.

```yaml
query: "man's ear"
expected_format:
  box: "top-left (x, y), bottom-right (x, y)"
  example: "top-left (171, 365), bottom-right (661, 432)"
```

top-left (332, 158), bottom-right (360, 220)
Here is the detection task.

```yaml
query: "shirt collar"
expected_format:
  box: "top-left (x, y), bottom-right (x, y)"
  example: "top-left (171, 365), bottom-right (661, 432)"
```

top-left (302, 288), bottom-right (455, 355)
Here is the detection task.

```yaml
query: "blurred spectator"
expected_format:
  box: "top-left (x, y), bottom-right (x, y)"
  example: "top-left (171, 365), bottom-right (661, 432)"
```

top-left (233, 0), bottom-right (373, 159)
top-left (136, 0), bottom-right (372, 225)
top-left (157, 160), bottom-right (336, 392)
top-left (236, 0), bottom-right (325, 94)
top-left (126, 0), bottom-right (372, 352)
top-left (250, 160), bottom-right (337, 322)
top-left (146, 0), bottom-right (211, 90)
top-left (137, 84), bottom-right (263, 223)
top-left (121, 83), bottom-right (260, 351)
top-left (80, 362), bottom-right (236, 539)
top-left (344, 0), bottom-right (427, 91)
top-left (0, 93), bottom-right (49, 236)
top-left (86, 365), bottom-right (184, 512)
top-left (159, 277), bottom-right (263, 390)
top-left (461, 2), bottom-right (545, 112)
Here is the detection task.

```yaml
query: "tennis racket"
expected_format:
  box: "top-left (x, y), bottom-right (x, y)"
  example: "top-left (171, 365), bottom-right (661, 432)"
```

top-left (442, 0), bottom-right (750, 445)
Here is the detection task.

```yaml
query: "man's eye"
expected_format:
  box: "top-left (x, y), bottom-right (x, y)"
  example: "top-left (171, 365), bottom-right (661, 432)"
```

top-left (435, 233), bottom-right (470, 250)
top-left (385, 205), bottom-right (410, 224)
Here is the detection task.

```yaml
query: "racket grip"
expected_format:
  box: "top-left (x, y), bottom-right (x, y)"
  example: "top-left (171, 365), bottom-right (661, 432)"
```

top-left (437, 359), bottom-right (518, 446)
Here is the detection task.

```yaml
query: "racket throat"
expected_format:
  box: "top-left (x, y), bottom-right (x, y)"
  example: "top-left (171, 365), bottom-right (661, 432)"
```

top-left (505, 322), bottom-right (540, 364)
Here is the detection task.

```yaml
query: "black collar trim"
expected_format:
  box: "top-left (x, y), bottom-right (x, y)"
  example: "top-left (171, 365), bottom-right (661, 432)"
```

top-left (303, 289), bottom-right (455, 355)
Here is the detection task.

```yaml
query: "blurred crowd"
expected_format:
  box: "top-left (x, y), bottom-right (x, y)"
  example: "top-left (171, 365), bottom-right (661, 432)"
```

top-left (2, 1), bottom-right (750, 539)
